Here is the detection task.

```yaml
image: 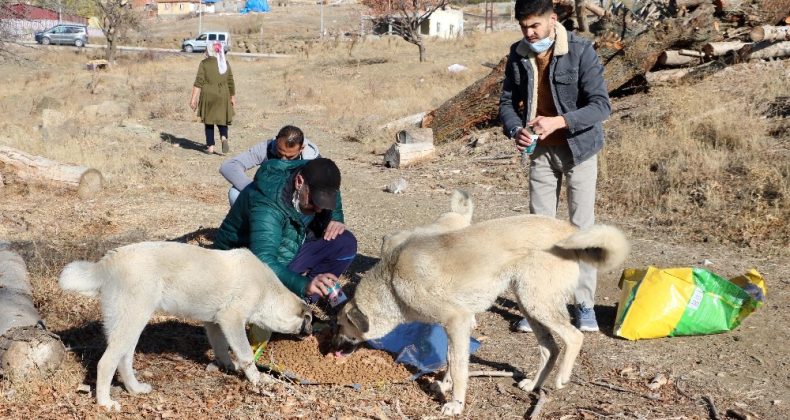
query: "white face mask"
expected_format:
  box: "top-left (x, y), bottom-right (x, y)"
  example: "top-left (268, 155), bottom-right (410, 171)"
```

top-left (292, 187), bottom-right (303, 214)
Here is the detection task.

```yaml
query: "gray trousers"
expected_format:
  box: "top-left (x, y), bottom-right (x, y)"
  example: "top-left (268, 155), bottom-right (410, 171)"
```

top-left (529, 145), bottom-right (598, 307)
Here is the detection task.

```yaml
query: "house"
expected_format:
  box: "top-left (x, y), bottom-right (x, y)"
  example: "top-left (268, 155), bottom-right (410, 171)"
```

top-left (0, 3), bottom-right (88, 38)
top-left (156, 0), bottom-right (213, 17)
top-left (365, 6), bottom-right (464, 39)
top-left (420, 7), bottom-right (463, 39)
top-left (131, 0), bottom-right (158, 17)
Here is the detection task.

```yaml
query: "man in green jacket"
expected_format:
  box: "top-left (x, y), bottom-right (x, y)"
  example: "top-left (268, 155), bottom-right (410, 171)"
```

top-left (213, 158), bottom-right (357, 302)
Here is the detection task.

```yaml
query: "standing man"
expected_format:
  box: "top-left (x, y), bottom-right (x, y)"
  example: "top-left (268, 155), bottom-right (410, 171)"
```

top-left (219, 125), bottom-right (320, 206)
top-left (213, 157), bottom-right (357, 303)
top-left (500, 0), bottom-right (611, 332)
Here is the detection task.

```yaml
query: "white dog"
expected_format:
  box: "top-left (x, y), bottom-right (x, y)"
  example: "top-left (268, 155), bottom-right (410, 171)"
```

top-left (334, 214), bottom-right (629, 415)
top-left (59, 241), bottom-right (312, 411)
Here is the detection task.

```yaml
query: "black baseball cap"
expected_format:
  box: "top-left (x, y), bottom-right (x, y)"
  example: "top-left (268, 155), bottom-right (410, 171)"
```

top-left (300, 158), bottom-right (341, 210)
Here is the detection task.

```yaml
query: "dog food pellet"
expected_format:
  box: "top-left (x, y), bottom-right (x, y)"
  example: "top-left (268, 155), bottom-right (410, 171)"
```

top-left (263, 330), bottom-right (411, 384)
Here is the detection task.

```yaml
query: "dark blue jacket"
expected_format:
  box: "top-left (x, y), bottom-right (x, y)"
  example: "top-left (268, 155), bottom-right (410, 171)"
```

top-left (499, 23), bottom-right (611, 165)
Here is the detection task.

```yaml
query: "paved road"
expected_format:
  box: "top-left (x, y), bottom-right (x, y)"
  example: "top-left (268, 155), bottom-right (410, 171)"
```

top-left (18, 40), bottom-right (290, 59)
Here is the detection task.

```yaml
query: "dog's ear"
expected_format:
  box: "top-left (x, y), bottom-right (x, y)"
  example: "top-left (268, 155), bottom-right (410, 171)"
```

top-left (347, 305), bottom-right (369, 334)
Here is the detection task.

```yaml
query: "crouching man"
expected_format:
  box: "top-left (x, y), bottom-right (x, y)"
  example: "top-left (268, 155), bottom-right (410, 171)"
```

top-left (214, 157), bottom-right (357, 303)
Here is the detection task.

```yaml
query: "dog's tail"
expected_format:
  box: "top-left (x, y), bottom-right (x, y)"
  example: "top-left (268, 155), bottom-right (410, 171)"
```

top-left (59, 260), bottom-right (104, 297)
top-left (449, 189), bottom-right (474, 224)
top-left (555, 225), bottom-right (630, 272)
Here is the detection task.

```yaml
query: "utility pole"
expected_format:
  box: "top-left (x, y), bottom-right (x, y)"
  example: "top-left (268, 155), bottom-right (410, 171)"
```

top-left (198, 0), bottom-right (203, 35)
top-left (484, 1), bottom-right (493, 33)
top-left (319, 0), bottom-right (324, 38)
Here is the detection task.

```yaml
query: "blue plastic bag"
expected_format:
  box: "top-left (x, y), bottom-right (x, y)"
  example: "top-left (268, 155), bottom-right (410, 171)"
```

top-left (367, 322), bottom-right (481, 379)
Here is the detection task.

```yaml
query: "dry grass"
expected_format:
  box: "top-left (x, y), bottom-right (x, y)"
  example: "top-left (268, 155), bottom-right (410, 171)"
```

top-left (600, 62), bottom-right (789, 251)
top-left (1, 9), bottom-right (789, 418)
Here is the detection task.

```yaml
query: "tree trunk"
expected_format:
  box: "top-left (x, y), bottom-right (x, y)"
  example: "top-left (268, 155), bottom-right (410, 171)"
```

top-left (714, 0), bottom-right (743, 13)
top-left (0, 249), bottom-right (66, 381)
top-left (739, 41), bottom-right (790, 60)
top-left (0, 250), bottom-right (38, 336)
top-left (645, 61), bottom-right (726, 86)
top-left (383, 128), bottom-right (435, 168)
top-left (105, 36), bottom-right (116, 62)
top-left (597, 3), bottom-right (717, 95)
top-left (422, 57), bottom-right (507, 144)
top-left (0, 145), bottom-right (103, 198)
top-left (418, 40), bottom-right (425, 62)
top-left (576, 0), bottom-right (588, 32)
top-left (750, 26), bottom-right (790, 42)
top-left (658, 50), bottom-right (702, 66)
top-left (703, 41), bottom-right (748, 57)
top-left (420, 3), bottom-right (719, 143)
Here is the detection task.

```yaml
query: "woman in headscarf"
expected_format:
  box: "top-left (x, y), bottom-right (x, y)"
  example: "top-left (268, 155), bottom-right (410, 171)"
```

top-left (190, 42), bottom-right (236, 154)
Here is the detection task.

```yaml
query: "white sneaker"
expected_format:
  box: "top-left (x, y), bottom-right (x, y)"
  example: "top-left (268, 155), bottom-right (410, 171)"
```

top-left (515, 318), bottom-right (532, 333)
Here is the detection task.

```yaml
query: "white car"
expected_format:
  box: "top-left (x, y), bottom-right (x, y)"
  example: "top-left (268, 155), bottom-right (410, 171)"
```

top-left (182, 31), bottom-right (230, 53)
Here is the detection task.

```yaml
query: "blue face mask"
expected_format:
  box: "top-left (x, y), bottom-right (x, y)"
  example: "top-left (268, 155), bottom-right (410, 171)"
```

top-left (527, 36), bottom-right (554, 53)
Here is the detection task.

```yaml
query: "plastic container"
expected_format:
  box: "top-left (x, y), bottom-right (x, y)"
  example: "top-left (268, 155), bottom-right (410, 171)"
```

top-left (327, 282), bottom-right (347, 307)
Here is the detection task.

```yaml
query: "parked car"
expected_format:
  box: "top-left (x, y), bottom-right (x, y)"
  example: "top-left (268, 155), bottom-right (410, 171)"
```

top-left (182, 32), bottom-right (231, 53)
top-left (34, 24), bottom-right (88, 47)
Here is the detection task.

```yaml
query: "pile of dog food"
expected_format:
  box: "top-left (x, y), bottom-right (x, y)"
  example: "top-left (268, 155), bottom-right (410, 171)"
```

top-left (261, 330), bottom-right (411, 384)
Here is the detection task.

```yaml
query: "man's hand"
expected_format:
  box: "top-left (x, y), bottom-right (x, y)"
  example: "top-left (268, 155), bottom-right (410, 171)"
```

top-left (324, 221), bottom-right (346, 241)
top-left (305, 273), bottom-right (338, 297)
top-left (190, 97), bottom-right (198, 111)
top-left (513, 128), bottom-right (533, 152)
top-left (231, 95), bottom-right (237, 108)
top-left (528, 116), bottom-right (567, 139)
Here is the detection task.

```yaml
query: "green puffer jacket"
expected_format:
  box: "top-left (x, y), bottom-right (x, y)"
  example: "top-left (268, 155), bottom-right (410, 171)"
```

top-left (213, 159), bottom-right (344, 297)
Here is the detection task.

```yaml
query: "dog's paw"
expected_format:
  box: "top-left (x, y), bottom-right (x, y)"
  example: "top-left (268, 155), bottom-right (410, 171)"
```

top-left (245, 368), bottom-right (261, 386)
top-left (128, 382), bottom-right (152, 395)
top-left (440, 400), bottom-right (464, 416)
top-left (518, 378), bottom-right (537, 392)
top-left (98, 399), bottom-right (121, 412)
top-left (554, 377), bottom-right (569, 390)
top-left (258, 373), bottom-right (276, 384)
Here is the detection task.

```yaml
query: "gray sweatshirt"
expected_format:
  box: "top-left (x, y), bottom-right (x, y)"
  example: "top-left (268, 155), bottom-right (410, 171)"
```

top-left (219, 138), bottom-right (321, 191)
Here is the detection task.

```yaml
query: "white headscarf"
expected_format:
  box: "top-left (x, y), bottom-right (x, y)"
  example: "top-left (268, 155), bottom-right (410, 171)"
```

top-left (207, 42), bottom-right (227, 75)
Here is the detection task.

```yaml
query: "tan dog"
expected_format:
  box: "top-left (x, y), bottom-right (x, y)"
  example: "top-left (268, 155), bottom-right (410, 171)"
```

top-left (59, 242), bottom-right (312, 411)
top-left (380, 189), bottom-right (474, 260)
top-left (334, 214), bottom-right (629, 416)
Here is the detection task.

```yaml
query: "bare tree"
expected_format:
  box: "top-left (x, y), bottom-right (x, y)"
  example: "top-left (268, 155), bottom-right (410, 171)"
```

top-left (0, 0), bottom-right (16, 60)
top-left (361, 0), bottom-right (450, 62)
top-left (95, 0), bottom-right (140, 62)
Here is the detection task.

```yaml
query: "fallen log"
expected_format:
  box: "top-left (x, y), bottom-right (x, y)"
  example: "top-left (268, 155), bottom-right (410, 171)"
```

top-left (739, 41), bottom-right (790, 60)
top-left (0, 145), bottom-right (103, 198)
top-left (645, 67), bottom-right (694, 85)
top-left (676, 0), bottom-right (712, 7)
top-left (421, 4), bottom-right (718, 143)
top-left (597, 3), bottom-right (717, 94)
top-left (703, 41), bottom-right (748, 57)
top-left (645, 61), bottom-right (727, 86)
top-left (714, 0), bottom-right (743, 13)
top-left (421, 57), bottom-right (506, 145)
top-left (0, 249), bottom-right (66, 381)
top-left (750, 26), bottom-right (790, 42)
top-left (750, 0), bottom-right (790, 25)
top-left (383, 128), bottom-right (435, 168)
top-left (658, 50), bottom-right (703, 66)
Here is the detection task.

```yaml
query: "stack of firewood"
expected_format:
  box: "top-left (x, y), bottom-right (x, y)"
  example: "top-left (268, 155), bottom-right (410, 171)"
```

top-left (421, 0), bottom-right (790, 144)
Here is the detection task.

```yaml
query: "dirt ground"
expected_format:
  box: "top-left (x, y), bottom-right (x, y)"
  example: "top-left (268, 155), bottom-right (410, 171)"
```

top-left (1, 5), bottom-right (789, 419)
